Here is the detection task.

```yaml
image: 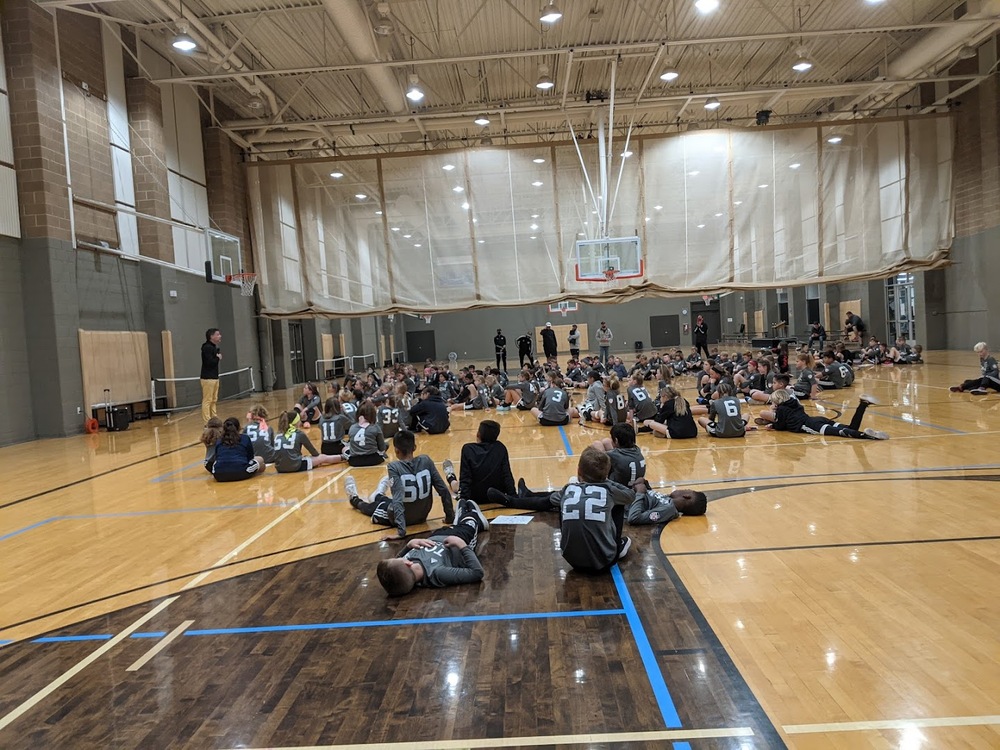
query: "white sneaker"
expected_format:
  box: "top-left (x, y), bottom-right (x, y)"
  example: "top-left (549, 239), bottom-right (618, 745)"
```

top-left (345, 475), bottom-right (359, 500)
top-left (373, 475), bottom-right (392, 499)
top-left (462, 500), bottom-right (489, 531)
top-left (864, 427), bottom-right (889, 440)
top-left (443, 458), bottom-right (455, 478)
top-left (859, 394), bottom-right (881, 405)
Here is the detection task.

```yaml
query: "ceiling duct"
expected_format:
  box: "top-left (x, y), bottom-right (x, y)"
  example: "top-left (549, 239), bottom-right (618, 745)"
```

top-left (320, 0), bottom-right (408, 114)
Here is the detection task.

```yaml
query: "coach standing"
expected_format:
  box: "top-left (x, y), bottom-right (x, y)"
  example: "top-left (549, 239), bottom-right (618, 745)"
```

top-left (693, 315), bottom-right (710, 361)
top-left (595, 321), bottom-right (613, 365)
top-left (493, 328), bottom-right (507, 371)
top-left (541, 322), bottom-right (558, 362)
top-left (201, 328), bottom-right (222, 423)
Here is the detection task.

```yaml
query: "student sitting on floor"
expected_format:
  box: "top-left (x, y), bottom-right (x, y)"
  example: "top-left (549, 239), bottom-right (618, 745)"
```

top-left (205, 417), bottom-right (265, 482)
top-left (644, 386), bottom-right (698, 439)
top-left (590, 422), bottom-right (646, 487)
top-left (346, 429), bottom-right (454, 539)
top-left (950, 342), bottom-right (1000, 395)
top-left (318, 397), bottom-right (352, 455)
top-left (272, 411), bottom-right (342, 473)
top-left (696, 382), bottom-right (748, 438)
top-left (327, 401), bottom-right (387, 467)
top-left (557, 447), bottom-right (635, 574)
top-left (532, 371), bottom-right (577, 426)
top-left (409, 385), bottom-right (451, 434)
top-left (201, 417), bottom-right (224, 473)
top-left (375, 499), bottom-right (490, 596)
top-left (291, 382), bottom-right (323, 427)
top-left (440, 420), bottom-right (516, 507)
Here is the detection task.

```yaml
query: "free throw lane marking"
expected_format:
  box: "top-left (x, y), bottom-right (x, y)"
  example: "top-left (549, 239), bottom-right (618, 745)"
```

top-left (125, 619), bottom-right (194, 672)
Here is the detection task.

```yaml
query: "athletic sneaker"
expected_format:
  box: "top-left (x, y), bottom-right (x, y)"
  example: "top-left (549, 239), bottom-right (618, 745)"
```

top-left (970, 388), bottom-right (990, 396)
top-left (864, 427), bottom-right (890, 440)
top-left (496, 405), bottom-right (510, 412)
top-left (462, 499), bottom-right (490, 531)
top-left (858, 394), bottom-right (881, 406)
top-left (345, 475), bottom-right (359, 501)
top-left (754, 417), bottom-right (771, 426)
top-left (442, 458), bottom-right (455, 480)
top-left (374, 475), bottom-right (392, 498)
top-left (617, 536), bottom-right (632, 560)
top-left (949, 385), bottom-right (963, 392)
top-left (486, 487), bottom-right (510, 506)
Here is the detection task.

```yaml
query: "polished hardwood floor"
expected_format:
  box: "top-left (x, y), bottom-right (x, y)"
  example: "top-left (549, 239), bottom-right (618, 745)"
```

top-left (1, 350), bottom-right (999, 748)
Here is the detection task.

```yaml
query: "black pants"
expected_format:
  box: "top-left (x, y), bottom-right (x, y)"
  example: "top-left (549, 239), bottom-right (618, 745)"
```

top-left (570, 504), bottom-right (626, 575)
top-left (544, 346), bottom-right (557, 360)
top-left (695, 341), bottom-right (710, 360)
top-left (801, 400), bottom-right (871, 439)
top-left (496, 349), bottom-right (507, 371)
top-left (961, 377), bottom-right (1000, 391)
top-left (428, 516), bottom-right (480, 549)
top-left (570, 348), bottom-right (580, 359)
top-left (518, 349), bottom-right (531, 368)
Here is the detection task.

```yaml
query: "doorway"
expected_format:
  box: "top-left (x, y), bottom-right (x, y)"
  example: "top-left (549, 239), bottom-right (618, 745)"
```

top-left (886, 273), bottom-right (916, 343)
top-left (289, 322), bottom-right (306, 384)
top-left (690, 301), bottom-right (722, 344)
top-left (649, 315), bottom-right (680, 349)
top-left (406, 330), bottom-right (437, 363)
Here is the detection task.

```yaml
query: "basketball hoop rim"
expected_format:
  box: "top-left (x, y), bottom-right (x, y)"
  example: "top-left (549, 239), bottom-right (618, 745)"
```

top-left (227, 272), bottom-right (258, 297)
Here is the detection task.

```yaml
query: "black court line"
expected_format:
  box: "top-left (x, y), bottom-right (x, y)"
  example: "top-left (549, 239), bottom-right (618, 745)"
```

top-left (655, 647), bottom-right (708, 656)
top-left (0, 442), bottom-right (200, 510)
top-left (651, 526), bottom-right (787, 748)
top-left (664, 534), bottom-right (1000, 557)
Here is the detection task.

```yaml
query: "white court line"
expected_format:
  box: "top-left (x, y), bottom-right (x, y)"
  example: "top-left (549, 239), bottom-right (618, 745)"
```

top-left (783, 715), bottom-right (1000, 734)
top-left (224, 726), bottom-right (755, 750)
top-left (0, 596), bottom-right (178, 732)
top-left (125, 619), bottom-right (194, 672)
top-left (182, 468), bottom-right (350, 590)
top-left (0, 469), bottom-right (349, 734)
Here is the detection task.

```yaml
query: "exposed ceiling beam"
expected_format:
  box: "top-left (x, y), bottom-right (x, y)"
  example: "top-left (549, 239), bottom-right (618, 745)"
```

top-left (149, 19), bottom-right (995, 84)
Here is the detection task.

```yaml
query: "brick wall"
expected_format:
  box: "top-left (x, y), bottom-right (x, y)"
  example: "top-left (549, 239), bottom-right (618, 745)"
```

top-left (953, 71), bottom-right (1000, 237)
top-left (126, 76), bottom-right (173, 262)
top-left (2, 0), bottom-right (72, 241)
top-left (204, 126), bottom-right (251, 270)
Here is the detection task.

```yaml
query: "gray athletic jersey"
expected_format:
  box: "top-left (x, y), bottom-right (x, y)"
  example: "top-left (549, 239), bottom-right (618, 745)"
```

top-left (516, 381), bottom-right (539, 407)
top-left (376, 406), bottom-right (401, 438)
top-left (272, 429), bottom-right (319, 472)
top-left (387, 454), bottom-right (453, 536)
top-left (346, 421), bottom-right (387, 457)
top-left (626, 490), bottom-right (680, 526)
top-left (627, 386), bottom-right (658, 421)
top-left (318, 414), bottom-right (351, 443)
top-left (607, 445), bottom-right (645, 486)
top-left (243, 423), bottom-right (275, 462)
top-left (558, 480), bottom-right (635, 570)
top-left (708, 396), bottom-right (746, 437)
top-left (341, 401), bottom-right (358, 422)
top-left (823, 361), bottom-right (854, 388)
top-left (605, 391), bottom-right (627, 425)
top-left (539, 387), bottom-right (570, 421)
top-left (402, 542), bottom-right (483, 587)
top-left (794, 368), bottom-right (817, 395)
top-left (585, 381), bottom-right (607, 412)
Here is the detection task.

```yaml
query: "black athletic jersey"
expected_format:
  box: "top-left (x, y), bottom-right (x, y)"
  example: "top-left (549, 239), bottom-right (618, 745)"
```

top-left (558, 480), bottom-right (635, 570)
top-left (708, 396), bottom-right (745, 437)
top-left (742, 372), bottom-right (766, 392)
top-left (627, 386), bottom-right (658, 421)
top-left (607, 445), bottom-right (646, 486)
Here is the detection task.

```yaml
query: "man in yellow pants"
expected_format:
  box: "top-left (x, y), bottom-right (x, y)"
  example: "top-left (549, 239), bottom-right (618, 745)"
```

top-left (201, 328), bottom-right (222, 422)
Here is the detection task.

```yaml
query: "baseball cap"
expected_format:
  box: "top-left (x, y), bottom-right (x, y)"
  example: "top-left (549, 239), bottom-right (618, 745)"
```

top-left (546, 322), bottom-right (552, 327)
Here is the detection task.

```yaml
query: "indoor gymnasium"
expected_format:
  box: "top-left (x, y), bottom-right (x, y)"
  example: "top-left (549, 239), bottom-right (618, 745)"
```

top-left (1, 1), bottom-right (1000, 749)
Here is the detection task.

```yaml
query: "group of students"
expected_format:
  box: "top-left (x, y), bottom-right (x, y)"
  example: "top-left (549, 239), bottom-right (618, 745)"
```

top-left (373, 418), bottom-right (708, 597)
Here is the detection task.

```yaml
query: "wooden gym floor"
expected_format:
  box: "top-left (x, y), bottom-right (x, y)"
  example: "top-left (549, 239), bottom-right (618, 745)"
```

top-left (1, 350), bottom-right (999, 749)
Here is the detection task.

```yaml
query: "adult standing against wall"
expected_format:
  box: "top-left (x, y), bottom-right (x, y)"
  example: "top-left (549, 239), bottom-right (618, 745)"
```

top-left (516, 331), bottom-right (533, 369)
top-left (493, 328), bottom-right (507, 372)
top-left (541, 322), bottom-right (558, 362)
top-left (693, 315), bottom-right (710, 361)
top-left (568, 324), bottom-right (581, 360)
top-left (595, 321), bottom-right (613, 365)
top-left (201, 328), bottom-right (222, 423)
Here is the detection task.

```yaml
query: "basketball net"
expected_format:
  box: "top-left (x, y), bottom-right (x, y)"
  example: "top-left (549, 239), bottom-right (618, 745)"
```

top-left (228, 273), bottom-right (258, 297)
top-left (603, 267), bottom-right (619, 284)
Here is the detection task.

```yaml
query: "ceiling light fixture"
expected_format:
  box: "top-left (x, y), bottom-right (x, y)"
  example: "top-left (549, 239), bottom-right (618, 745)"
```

top-left (532, 157), bottom-right (546, 164)
top-left (789, 162), bottom-right (801, 169)
top-left (405, 74), bottom-right (424, 102)
top-left (532, 181), bottom-right (544, 186)
top-left (540, 2), bottom-right (563, 23)
top-left (355, 193), bottom-right (367, 199)
top-left (329, 171), bottom-right (344, 178)
top-left (792, 47), bottom-right (814, 73)
top-left (826, 134), bottom-right (843, 144)
top-left (452, 186), bottom-right (464, 193)
top-left (536, 64), bottom-right (555, 90)
top-left (461, 202), bottom-right (470, 209)
top-left (660, 64), bottom-right (679, 82)
top-left (372, 2), bottom-right (395, 36)
top-left (171, 22), bottom-right (197, 52)
top-left (704, 96), bottom-right (721, 110)
top-left (694, 0), bottom-right (720, 14)
top-left (442, 164), bottom-right (455, 171)
top-left (474, 114), bottom-right (490, 126)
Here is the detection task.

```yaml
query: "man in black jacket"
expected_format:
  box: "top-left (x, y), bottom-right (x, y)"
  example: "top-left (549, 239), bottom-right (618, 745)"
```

top-left (409, 386), bottom-right (451, 434)
top-left (541, 322), bottom-right (558, 362)
top-left (200, 328), bottom-right (222, 422)
top-left (693, 316), bottom-right (710, 361)
top-left (516, 331), bottom-right (533, 369)
top-left (493, 329), bottom-right (507, 372)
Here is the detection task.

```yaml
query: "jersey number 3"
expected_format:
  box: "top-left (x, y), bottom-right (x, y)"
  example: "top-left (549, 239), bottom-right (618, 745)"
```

top-left (562, 485), bottom-right (608, 522)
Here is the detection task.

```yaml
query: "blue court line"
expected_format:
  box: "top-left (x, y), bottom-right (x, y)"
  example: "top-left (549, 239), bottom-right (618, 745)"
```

top-left (8, 609), bottom-right (626, 645)
top-left (611, 564), bottom-right (682, 729)
top-left (672, 743), bottom-right (693, 750)
top-left (0, 518), bottom-right (60, 543)
top-left (558, 425), bottom-right (574, 455)
top-left (150, 460), bottom-right (206, 483)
